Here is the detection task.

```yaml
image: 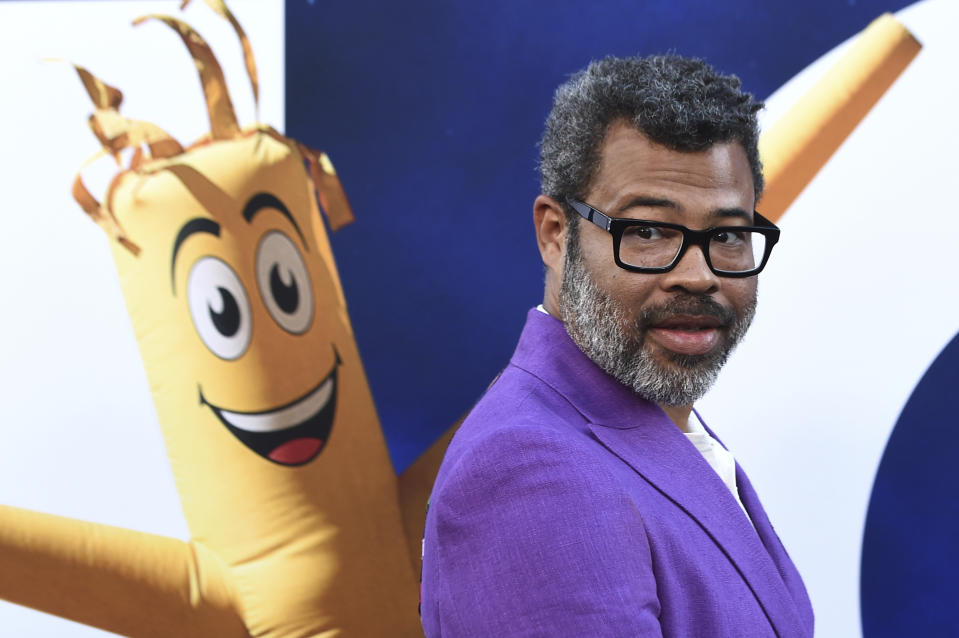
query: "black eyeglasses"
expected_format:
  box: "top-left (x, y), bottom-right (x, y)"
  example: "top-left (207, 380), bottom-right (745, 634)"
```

top-left (567, 199), bottom-right (780, 278)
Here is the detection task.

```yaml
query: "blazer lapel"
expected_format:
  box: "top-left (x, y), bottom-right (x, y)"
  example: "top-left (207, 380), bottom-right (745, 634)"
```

top-left (589, 421), bottom-right (805, 638)
top-left (703, 420), bottom-right (813, 632)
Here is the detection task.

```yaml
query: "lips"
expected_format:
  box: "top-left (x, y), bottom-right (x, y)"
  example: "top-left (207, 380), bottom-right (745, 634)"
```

top-left (200, 352), bottom-right (340, 466)
top-left (647, 315), bottom-right (723, 356)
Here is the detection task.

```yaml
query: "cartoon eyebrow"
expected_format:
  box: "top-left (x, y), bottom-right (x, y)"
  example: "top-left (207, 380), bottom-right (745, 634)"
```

top-left (171, 217), bottom-right (221, 292)
top-left (242, 192), bottom-right (307, 248)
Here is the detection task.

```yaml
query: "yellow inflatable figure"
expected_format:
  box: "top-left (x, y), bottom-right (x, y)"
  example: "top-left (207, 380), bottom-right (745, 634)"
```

top-left (0, 2), bottom-right (421, 636)
top-left (0, 5), bottom-right (920, 638)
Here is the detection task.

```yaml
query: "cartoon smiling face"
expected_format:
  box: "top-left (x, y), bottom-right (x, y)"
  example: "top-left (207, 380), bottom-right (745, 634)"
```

top-left (151, 145), bottom-right (346, 470)
top-left (173, 190), bottom-right (339, 466)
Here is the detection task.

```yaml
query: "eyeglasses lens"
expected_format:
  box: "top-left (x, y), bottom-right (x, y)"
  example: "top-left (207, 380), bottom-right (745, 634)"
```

top-left (619, 225), bottom-right (767, 273)
top-left (709, 230), bottom-right (766, 273)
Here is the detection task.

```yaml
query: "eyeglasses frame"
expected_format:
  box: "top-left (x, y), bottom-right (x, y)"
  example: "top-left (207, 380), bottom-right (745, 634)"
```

top-left (566, 198), bottom-right (781, 278)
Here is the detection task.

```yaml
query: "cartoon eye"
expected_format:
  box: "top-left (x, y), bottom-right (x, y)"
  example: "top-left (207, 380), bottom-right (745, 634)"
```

top-left (256, 231), bottom-right (314, 334)
top-left (187, 257), bottom-right (253, 360)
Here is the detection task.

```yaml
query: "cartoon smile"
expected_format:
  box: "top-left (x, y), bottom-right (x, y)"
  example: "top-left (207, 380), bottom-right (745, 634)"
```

top-left (200, 352), bottom-right (340, 466)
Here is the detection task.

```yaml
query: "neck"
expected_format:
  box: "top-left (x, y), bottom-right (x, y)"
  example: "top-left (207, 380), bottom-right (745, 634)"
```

top-left (542, 294), bottom-right (561, 320)
top-left (659, 404), bottom-right (693, 430)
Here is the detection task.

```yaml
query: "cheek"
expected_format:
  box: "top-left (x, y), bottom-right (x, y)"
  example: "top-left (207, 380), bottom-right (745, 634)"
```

top-left (577, 233), bottom-right (658, 309)
top-left (724, 280), bottom-right (758, 316)
top-left (602, 272), bottom-right (661, 317)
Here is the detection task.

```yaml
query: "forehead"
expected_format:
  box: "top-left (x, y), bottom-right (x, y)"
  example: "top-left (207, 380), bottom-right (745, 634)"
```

top-left (587, 121), bottom-right (755, 214)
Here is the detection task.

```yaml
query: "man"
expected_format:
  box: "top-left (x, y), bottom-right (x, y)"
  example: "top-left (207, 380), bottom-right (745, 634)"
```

top-left (420, 54), bottom-right (813, 637)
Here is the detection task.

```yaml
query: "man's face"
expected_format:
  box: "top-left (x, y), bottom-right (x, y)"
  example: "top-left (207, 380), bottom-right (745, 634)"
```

top-left (559, 122), bottom-right (758, 407)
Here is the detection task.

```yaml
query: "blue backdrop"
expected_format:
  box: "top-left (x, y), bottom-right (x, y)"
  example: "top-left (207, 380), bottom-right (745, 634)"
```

top-left (862, 331), bottom-right (959, 636)
top-left (285, 0), bottom-right (913, 471)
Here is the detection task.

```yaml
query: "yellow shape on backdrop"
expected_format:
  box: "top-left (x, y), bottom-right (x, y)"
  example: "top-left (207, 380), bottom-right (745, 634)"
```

top-left (758, 13), bottom-right (921, 221)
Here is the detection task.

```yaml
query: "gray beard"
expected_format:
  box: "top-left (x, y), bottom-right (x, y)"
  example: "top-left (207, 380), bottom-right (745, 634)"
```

top-left (559, 227), bottom-right (756, 407)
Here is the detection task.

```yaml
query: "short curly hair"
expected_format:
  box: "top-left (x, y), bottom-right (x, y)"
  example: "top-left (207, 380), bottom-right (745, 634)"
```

top-left (539, 54), bottom-right (764, 216)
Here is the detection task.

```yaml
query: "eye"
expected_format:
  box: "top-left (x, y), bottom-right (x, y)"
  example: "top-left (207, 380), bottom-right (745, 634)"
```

top-left (256, 231), bottom-right (314, 334)
top-left (187, 257), bottom-right (253, 360)
top-left (624, 224), bottom-right (663, 241)
top-left (712, 230), bottom-right (747, 247)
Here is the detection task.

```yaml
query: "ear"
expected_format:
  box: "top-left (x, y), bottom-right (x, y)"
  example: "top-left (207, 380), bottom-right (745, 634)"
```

top-left (533, 195), bottom-right (569, 274)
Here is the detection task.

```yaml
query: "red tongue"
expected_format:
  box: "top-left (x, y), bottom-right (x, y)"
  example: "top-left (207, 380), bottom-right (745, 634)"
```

top-left (268, 437), bottom-right (323, 465)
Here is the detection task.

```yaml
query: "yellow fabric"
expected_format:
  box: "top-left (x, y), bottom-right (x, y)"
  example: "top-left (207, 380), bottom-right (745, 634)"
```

top-left (67, 61), bottom-right (123, 110)
top-left (296, 142), bottom-right (355, 232)
top-left (67, 62), bottom-right (183, 257)
top-left (133, 14), bottom-right (240, 140)
top-left (759, 13), bottom-right (921, 221)
top-left (71, 168), bottom-right (140, 256)
top-left (181, 0), bottom-right (260, 112)
top-left (397, 420), bottom-right (460, 572)
top-left (0, 505), bottom-right (245, 638)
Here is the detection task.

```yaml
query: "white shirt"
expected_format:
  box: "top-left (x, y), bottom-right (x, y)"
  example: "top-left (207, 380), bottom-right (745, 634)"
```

top-left (680, 412), bottom-right (751, 520)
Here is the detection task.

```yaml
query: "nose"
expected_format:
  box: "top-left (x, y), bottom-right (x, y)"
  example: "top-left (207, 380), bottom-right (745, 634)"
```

top-left (659, 244), bottom-right (720, 295)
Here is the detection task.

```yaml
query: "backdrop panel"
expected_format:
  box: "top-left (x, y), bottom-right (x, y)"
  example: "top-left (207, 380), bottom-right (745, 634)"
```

top-left (1, 0), bottom-right (950, 636)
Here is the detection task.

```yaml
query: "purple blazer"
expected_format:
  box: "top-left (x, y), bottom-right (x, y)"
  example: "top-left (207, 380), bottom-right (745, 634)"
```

top-left (421, 309), bottom-right (813, 637)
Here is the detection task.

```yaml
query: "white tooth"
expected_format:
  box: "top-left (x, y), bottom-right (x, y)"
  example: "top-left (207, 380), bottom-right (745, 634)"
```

top-left (219, 377), bottom-right (334, 433)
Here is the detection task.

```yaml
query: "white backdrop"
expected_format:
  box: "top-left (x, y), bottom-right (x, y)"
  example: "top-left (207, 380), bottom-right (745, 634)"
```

top-left (0, 2), bottom-right (283, 635)
top-left (700, 1), bottom-right (958, 636)
top-left (0, 0), bottom-right (954, 636)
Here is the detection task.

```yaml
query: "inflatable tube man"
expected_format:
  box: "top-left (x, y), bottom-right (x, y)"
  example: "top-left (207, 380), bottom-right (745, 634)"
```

top-left (0, 2), bottom-right (421, 636)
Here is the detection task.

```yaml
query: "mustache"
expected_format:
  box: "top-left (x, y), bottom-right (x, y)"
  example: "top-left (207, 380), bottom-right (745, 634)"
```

top-left (635, 295), bottom-right (737, 332)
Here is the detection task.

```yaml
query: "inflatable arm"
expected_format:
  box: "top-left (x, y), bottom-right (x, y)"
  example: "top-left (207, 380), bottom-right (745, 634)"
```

top-left (0, 505), bottom-right (245, 638)
top-left (758, 13), bottom-right (920, 221)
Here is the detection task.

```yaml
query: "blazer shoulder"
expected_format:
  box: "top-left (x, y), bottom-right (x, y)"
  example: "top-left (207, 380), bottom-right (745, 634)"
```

top-left (460, 363), bottom-right (586, 435)
top-left (431, 367), bottom-right (619, 511)
top-left (421, 366), bottom-right (663, 638)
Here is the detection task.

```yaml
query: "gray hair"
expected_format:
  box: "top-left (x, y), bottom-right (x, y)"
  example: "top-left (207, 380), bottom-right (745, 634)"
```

top-left (539, 54), bottom-right (764, 213)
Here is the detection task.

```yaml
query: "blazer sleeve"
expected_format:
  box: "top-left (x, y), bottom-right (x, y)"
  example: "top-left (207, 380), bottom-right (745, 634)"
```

top-left (421, 424), bottom-right (664, 637)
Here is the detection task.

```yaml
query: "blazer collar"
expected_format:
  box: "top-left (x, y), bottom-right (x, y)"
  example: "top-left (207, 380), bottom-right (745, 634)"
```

top-left (511, 309), bottom-right (806, 637)
top-left (509, 309), bottom-right (663, 429)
